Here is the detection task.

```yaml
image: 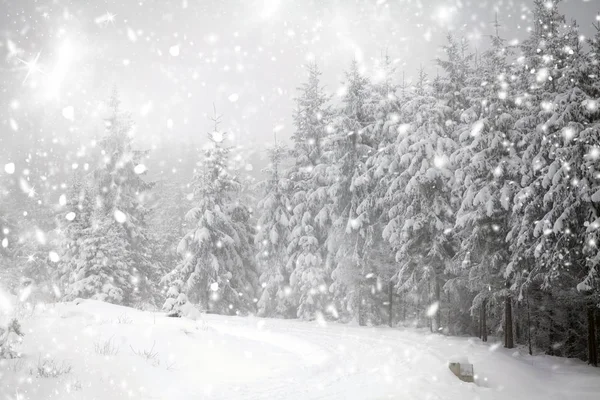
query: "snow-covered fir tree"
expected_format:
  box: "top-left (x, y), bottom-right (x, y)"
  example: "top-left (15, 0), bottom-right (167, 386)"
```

top-left (286, 62), bottom-right (334, 320)
top-left (148, 179), bottom-right (190, 279)
top-left (382, 56), bottom-right (458, 332)
top-left (256, 138), bottom-right (294, 317)
top-left (328, 59), bottom-right (376, 325)
top-left (360, 55), bottom-right (413, 326)
top-left (447, 24), bottom-right (520, 340)
top-left (60, 90), bottom-right (157, 306)
top-left (164, 109), bottom-right (257, 316)
top-left (512, 9), bottom-right (599, 361)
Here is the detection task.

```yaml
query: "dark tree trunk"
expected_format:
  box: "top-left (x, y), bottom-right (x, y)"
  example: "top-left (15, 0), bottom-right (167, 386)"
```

top-left (427, 283), bottom-right (433, 332)
top-left (434, 278), bottom-right (441, 332)
top-left (548, 298), bottom-right (557, 356)
top-left (481, 299), bottom-right (488, 342)
top-left (417, 296), bottom-right (421, 328)
top-left (515, 301), bottom-right (521, 344)
top-left (565, 306), bottom-right (577, 357)
top-left (358, 284), bottom-right (366, 327)
top-left (596, 307), bottom-right (600, 363)
top-left (478, 309), bottom-right (482, 339)
top-left (587, 303), bottom-right (598, 367)
top-left (504, 281), bottom-right (514, 348)
top-left (446, 290), bottom-right (451, 334)
top-left (388, 280), bottom-right (393, 327)
top-left (526, 289), bottom-right (532, 356)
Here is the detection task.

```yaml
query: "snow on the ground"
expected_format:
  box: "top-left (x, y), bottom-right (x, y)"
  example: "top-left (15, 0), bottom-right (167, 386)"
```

top-left (1, 300), bottom-right (599, 400)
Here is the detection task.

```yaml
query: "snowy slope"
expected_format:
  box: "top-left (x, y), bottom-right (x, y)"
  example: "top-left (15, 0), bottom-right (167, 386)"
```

top-left (1, 300), bottom-right (599, 400)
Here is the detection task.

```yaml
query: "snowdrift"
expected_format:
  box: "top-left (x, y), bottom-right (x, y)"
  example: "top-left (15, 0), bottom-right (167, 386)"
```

top-left (0, 300), bottom-right (598, 399)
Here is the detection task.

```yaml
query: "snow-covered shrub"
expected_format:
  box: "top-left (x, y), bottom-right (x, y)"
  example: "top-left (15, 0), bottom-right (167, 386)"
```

top-left (94, 336), bottom-right (120, 356)
top-left (0, 318), bottom-right (23, 359)
top-left (33, 357), bottom-right (72, 378)
top-left (0, 285), bottom-right (24, 359)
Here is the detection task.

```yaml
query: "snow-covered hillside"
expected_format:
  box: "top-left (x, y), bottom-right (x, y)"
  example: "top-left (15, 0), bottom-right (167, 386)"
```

top-left (1, 300), bottom-right (598, 400)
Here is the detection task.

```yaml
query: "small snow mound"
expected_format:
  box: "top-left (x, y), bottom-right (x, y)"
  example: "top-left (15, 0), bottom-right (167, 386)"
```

top-left (180, 302), bottom-right (203, 320)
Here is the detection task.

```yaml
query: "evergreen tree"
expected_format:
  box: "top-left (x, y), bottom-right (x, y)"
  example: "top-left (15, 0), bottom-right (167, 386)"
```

top-left (55, 172), bottom-right (91, 298)
top-left (509, 2), bottom-right (586, 352)
top-left (286, 62), bottom-right (333, 320)
top-left (382, 63), bottom-right (457, 332)
top-left (328, 59), bottom-right (376, 325)
top-left (513, 14), bottom-right (599, 361)
top-left (448, 24), bottom-right (519, 339)
top-left (60, 90), bottom-right (157, 306)
top-left (164, 109), bottom-right (257, 316)
top-left (148, 179), bottom-right (190, 280)
top-left (256, 138), bottom-right (293, 317)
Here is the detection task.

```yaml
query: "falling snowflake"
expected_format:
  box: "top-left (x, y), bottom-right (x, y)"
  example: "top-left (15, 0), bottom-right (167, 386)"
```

top-left (114, 209), bottom-right (127, 223)
top-left (169, 45), bottom-right (180, 57)
top-left (4, 163), bottom-right (15, 174)
top-left (426, 302), bottom-right (440, 317)
top-left (62, 106), bottom-right (75, 121)
top-left (211, 131), bottom-right (224, 143)
top-left (49, 251), bottom-right (60, 262)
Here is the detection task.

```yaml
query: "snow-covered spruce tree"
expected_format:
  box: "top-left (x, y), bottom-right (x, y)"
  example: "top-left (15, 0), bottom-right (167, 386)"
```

top-left (164, 109), bottom-right (257, 316)
top-left (512, 16), bottom-right (600, 362)
top-left (505, 2), bottom-right (566, 351)
top-left (447, 27), bottom-right (520, 339)
top-left (0, 203), bottom-right (18, 291)
top-left (588, 19), bottom-right (600, 98)
top-left (60, 90), bottom-right (157, 306)
top-left (508, 3), bottom-right (589, 354)
top-left (583, 22), bottom-right (600, 361)
top-left (147, 179), bottom-right (190, 280)
top-left (423, 34), bottom-right (476, 333)
top-left (354, 53), bottom-right (405, 326)
top-left (225, 134), bottom-right (261, 315)
top-left (286, 62), bottom-right (334, 320)
top-left (378, 67), bottom-right (426, 324)
top-left (227, 189), bottom-right (260, 314)
top-left (327, 59), bottom-right (376, 325)
top-left (382, 63), bottom-right (458, 332)
top-left (435, 34), bottom-right (474, 113)
top-left (57, 171), bottom-right (93, 294)
top-left (256, 139), bottom-right (294, 317)
top-left (0, 166), bottom-right (57, 303)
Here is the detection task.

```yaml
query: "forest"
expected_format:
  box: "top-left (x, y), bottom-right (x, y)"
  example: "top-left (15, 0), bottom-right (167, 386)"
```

top-left (1, 0), bottom-right (600, 368)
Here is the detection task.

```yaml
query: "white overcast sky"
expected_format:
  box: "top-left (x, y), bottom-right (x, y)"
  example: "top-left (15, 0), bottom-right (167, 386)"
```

top-left (1, 0), bottom-right (598, 176)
